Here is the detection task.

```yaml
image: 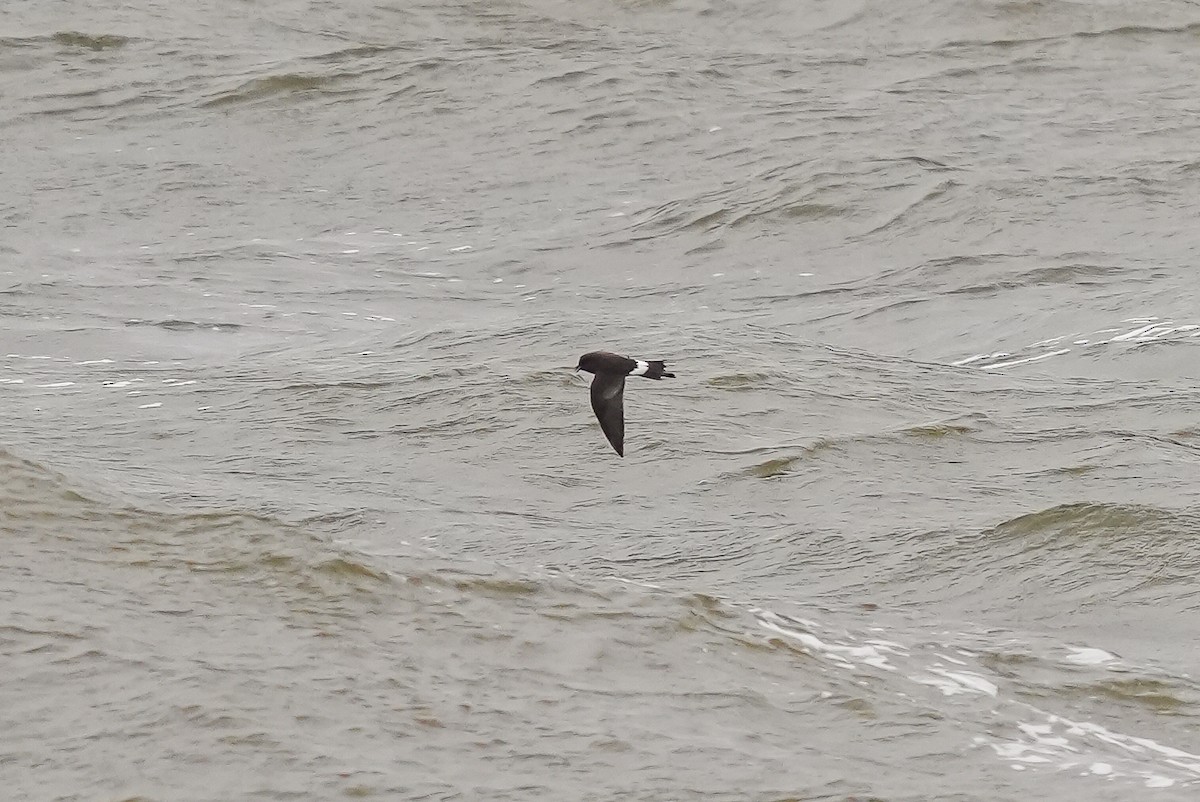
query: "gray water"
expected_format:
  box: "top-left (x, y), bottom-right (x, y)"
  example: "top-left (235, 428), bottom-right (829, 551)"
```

top-left (4, 1), bottom-right (1200, 799)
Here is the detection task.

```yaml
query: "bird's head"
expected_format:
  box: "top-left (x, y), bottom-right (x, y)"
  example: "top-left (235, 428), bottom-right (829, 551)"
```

top-left (575, 352), bottom-right (602, 375)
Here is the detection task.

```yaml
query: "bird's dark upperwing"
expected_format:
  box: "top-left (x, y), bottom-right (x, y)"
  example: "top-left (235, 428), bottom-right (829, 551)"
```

top-left (589, 372), bottom-right (626, 457)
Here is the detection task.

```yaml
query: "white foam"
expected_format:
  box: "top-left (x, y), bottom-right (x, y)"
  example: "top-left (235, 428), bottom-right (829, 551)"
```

top-left (1017, 722), bottom-right (1059, 739)
top-left (986, 739), bottom-right (1054, 764)
top-left (980, 349), bottom-right (1070, 370)
top-left (957, 316), bottom-right (1200, 371)
top-left (1112, 323), bottom-right (1165, 341)
top-left (750, 604), bottom-right (1200, 791)
top-left (1064, 647), bottom-right (1116, 666)
top-left (756, 612), bottom-right (897, 671)
top-left (952, 351), bottom-right (1007, 366)
top-left (920, 668), bottom-right (998, 697)
top-left (982, 709), bottom-right (1200, 787)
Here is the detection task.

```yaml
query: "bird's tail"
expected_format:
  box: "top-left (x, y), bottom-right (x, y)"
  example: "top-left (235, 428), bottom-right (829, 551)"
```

top-left (642, 360), bottom-right (675, 380)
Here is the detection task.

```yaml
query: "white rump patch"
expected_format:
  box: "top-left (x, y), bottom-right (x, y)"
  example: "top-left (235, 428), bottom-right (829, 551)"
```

top-left (631, 360), bottom-right (650, 376)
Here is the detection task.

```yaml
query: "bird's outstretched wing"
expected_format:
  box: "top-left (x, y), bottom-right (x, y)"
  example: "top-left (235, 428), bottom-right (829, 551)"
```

top-left (589, 372), bottom-right (626, 456)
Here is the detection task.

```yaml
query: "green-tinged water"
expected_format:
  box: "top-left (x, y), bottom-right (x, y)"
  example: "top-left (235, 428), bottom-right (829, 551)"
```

top-left (3, 1), bottom-right (1200, 799)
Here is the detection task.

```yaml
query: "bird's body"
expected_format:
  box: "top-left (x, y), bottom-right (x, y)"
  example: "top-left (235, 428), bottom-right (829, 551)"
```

top-left (575, 351), bottom-right (675, 457)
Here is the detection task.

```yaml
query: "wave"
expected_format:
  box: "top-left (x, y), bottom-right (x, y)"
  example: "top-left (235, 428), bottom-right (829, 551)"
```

top-left (954, 316), bottom-right (1200, 371)
top-left (0, 446), bottom-right (390, 609)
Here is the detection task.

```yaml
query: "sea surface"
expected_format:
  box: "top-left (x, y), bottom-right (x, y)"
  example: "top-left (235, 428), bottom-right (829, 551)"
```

top-left (3, 1), bottom-right (1200, 800)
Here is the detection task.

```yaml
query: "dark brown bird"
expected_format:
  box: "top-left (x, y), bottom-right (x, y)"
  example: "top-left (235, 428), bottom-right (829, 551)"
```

top-left (575, 351), bottom-right (676, 457)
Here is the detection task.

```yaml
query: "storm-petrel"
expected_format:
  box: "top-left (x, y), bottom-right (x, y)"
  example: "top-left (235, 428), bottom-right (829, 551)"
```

top-left (575, 351), bottom-right (675, 457)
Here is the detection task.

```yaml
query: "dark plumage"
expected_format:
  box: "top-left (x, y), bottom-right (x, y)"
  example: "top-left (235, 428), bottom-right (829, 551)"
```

top-left (575, 351), bottom-right (675, 457)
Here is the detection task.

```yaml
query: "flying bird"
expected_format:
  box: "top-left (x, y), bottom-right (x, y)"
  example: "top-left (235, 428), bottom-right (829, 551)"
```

top-left (575, 351), bottom-right (675, 457)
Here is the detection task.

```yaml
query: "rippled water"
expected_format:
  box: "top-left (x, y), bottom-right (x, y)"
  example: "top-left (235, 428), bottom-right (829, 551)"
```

top-left (4, 0), bottom-right (1200, 799)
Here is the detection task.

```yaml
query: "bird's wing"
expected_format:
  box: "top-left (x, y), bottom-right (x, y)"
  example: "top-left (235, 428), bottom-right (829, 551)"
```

top-left (589, 372), bottom-right (626, 457)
